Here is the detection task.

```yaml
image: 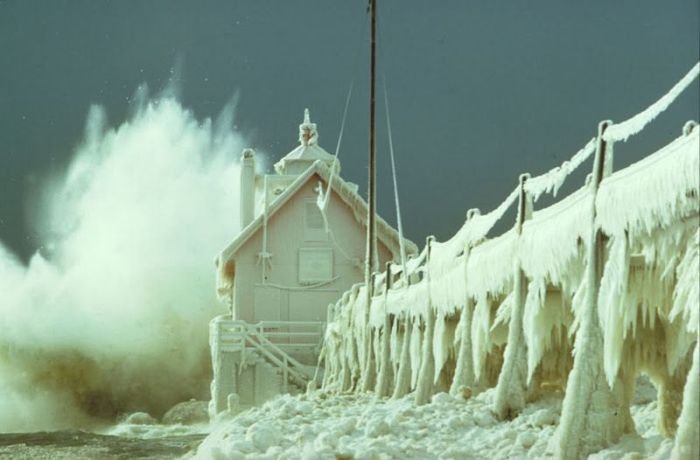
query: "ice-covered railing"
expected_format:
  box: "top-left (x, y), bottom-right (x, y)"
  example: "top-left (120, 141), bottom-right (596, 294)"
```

top-left (426, 141), bottom-right (595, 283)
top-left (523, 138), bottom-right (597, 201)
top-left (320, 62), bottom-right (700, 459)
top-left (519, 185), bottom-right (591, 286)
top-left (596, 128), bottom-right (699, 238)
top-left (604, 62), bottom-right (700, 143)
top-left (326, 60), bottom-right (699, 320)
top-left (427, 189), bottom-right (517, 276)
top-left (379, 245), bottom-right (428, 289)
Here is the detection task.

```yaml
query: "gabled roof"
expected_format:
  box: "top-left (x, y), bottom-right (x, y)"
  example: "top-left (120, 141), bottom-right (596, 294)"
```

top-left (219, 160), bottom-right (418, 264)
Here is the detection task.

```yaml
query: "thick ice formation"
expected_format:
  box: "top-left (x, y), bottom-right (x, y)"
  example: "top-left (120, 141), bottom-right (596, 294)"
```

top-left (519, 186), bottom-right (591, 285)
top-left (671, 229), bottom-right (700, 337)
top-left (596, 129), bottom-right (699, 239)
top-left (317, 65), bottom-right (699, 458)
top-left (196, 389), bottom-right (564, 459)
top-left (194, 380), bottom-right (672, 459)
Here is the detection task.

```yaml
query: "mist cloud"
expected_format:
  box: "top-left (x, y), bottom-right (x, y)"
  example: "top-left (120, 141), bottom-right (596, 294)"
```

top-left (0, 90), bottom-right (249, 431)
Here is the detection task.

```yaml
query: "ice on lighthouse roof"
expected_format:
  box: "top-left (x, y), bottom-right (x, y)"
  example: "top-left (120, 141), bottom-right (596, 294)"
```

top-left (274, 109), bottom-right (339, 175)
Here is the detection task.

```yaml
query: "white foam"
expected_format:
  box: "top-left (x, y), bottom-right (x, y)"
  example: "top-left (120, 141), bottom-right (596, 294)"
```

top-left (0, 91), bottom-right (248, 431)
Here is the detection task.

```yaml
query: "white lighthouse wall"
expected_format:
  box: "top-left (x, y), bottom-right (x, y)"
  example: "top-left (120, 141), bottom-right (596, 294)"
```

top-left (232, 174), bottom-right (393, 326)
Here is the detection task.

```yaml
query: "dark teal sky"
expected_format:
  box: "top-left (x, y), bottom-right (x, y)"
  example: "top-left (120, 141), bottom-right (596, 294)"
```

top-left (1, 0), bottom-right (698, 260)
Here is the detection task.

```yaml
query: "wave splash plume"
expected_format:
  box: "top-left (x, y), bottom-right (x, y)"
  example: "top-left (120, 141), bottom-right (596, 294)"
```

top-left (0, 89), bottom-right (248, 431)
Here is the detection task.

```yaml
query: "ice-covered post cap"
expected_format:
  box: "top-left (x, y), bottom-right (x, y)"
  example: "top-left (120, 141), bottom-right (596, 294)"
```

top-left (299, 108), bottom-right (318, 146)
top-left (683, 120), bottom-right (698, 136)
top-left (466, 208), bottom-right (481, 220)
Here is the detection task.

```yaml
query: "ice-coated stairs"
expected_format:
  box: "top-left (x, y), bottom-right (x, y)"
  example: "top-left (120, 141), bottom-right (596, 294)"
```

top-left (210, 316), bottom-right (324, 413)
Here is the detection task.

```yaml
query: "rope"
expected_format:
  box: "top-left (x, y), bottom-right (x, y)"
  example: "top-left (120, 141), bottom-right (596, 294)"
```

top-left (260, 276), bottom-right (341, 292)
top-left (317, 82), bottom-right (354, 237)
top-left (322, 81), bottom-right (354, 212)
top-left (311, 82), bottom-right (360, 268)
top-left (382, 75), bottom-right (408, 283)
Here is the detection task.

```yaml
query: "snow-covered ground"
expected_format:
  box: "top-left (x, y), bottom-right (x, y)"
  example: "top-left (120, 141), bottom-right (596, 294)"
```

top-left (193, 377), bottom-right (668, 459)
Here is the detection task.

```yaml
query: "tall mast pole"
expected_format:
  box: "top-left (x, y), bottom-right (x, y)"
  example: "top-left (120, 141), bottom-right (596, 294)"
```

top-left (358, 0), bottom-right (379, 393)
top-left (365, 0), bottom-right (377, 290)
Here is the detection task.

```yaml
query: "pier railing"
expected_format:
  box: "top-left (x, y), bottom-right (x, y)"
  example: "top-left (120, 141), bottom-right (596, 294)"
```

top-left (321, 62), bottom-right (700, 458)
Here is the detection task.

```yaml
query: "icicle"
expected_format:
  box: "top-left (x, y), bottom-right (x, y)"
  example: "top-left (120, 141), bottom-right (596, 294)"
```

top-left (666, 228), bottom-right (699, 376)
top-left (671, 341), bottom-right (700, 459)
top-left (491, 292), bottom-right (514, 331)
top-left (450, 299), bottom-right (475, 396)
top-left (375, 263), bottom-right (394, 397)
top-left (415, 305), bottom-right (436, 405)
top-left (392, 316), bottom-right (413, 398)
top-left (598, 232), bottom-right (630, 388)
top-left (670, 229), bottom-right (700, 334)
top-left (409, 318), bottom-right (422, 390)
top-left (432, 312), bottom-right (447, 384)
top-left (389, 316), bottom-right (399, 367)
top-left (519, 186), bottom-right (592, 285)
top-left (596, 129), bottom-right (699, 240)
top-left (471, 294), bottom-right (492, 382)
top-left (341, 320), bottom-right (355, 391)
top-left (466, 229), bottom-right (518, 300)
top-left (521, 278), bottom-right (547, 384)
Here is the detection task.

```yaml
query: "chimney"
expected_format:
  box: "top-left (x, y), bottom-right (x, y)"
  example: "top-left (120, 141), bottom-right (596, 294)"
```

top-left (240, 148), bottom-right (256, 230)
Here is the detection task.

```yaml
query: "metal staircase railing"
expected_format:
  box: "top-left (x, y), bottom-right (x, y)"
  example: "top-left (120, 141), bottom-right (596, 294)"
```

top-left (212, 316), bottom-right (324, 392)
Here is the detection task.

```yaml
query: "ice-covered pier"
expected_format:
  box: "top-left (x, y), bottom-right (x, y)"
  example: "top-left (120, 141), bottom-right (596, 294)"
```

top-left (321, 63), bottom-right (700, 458)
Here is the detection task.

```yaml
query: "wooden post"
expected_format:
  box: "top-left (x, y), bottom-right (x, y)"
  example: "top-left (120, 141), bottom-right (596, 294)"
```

top-left (494, 173), bottom-right (533, 420)
top-left (341, 289), bottom-right (359, 392)
top-left (391, 268), bottom-right (413, 399)
top-left (449, 208), bottom-right (480, 397)
top-left (552, 120), bottom-right (634, 458)
top-left (359, 0), bottom-right (378, 395)
top-left (339, 332), bottom-right (352, 391)
top-left (375, 262), bottom-right (393, 397)
top-left (415, 236), bottom-right (436, 405)
top-left (210, 318), bottom-right (238, 414)
top-left (364, 0), bottom-right (378, 300)
top-left (671, 341), bottom-right (699, 459)
top-left (282, 356), bottom-right (288, 393)
top-left (385, 261), bottom-right (392, 291)
top-left (360, 274), bottom-right (378, 392)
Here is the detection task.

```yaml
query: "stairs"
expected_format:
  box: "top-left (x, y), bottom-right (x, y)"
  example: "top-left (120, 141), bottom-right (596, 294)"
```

top-left (210, 316), bottom-right (324, 412)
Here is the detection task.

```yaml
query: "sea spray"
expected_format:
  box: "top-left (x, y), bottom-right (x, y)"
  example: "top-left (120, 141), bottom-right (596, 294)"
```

top-left (0, 91), bottom-right (253, 431)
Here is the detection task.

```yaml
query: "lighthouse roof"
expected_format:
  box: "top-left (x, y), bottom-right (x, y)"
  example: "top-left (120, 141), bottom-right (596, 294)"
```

top-left (217, 160), bottom-right (418, 270)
